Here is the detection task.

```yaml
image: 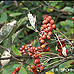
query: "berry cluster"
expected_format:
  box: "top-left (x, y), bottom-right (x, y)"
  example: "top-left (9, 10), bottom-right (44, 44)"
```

top-left (19, 15), bottom-right (56, 74)
top-left (39, 15), bottom-right (56, 51)
top-left (12, 67), bottom-right (20, 74)
top-left (72, 17), bottom-right (74, 24)
top-left (20, 44), bottom-right (44, 74)
top-left (57, 38), bottom-right (67, 56)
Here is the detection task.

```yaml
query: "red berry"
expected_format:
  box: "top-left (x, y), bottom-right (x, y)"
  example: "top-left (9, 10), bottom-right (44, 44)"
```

top-left (20, 51), bottom-right (23, 54)
top-left (48, 27), bottom-right (53, 31)
top-left (57, 49), bottom-right (62, 52)
top-left (13, 70), bottom-right (17, 73)
top-left (31, 65), bottom-right (35, 70)
top-left (35, 59), bottom-right (40, 64)
top-left (47, 35), bottom-right (50, 39)
top-left (50, 20), bottom-right (54, 24)
top-left (47, 16), bottom-right (52, 20)
top-left (43, 24), bottom-right (47, 28)
top-left (37, 46), bottom-right (40, 50)
top-left (30, 49), bottom-right (34, 53)
top-left (15, 67), bottom-right (19, 72)
top-left (72, 17), bottom-right (74, 20)
top-left (40, 66), bottom-right (44, 70)
top-left (46, 47), bottom-right (50, 51)
top-left (40, 39), bottom-right (45, 44)
top-left (12, 72), bottom-right (16, 74)
top-left (33, 69), bottom-right (37, 72)
top-left (44, 28), bottom-right (49, 33)
top-left (62, 44), bottom-right (66, 47)
top-left (22, 45), bottom-right (25, 48)
top-left (20, 47), bottom-right (23, 51)
top-left (47, 23), bottom-right (52, 27)
top-left (48, 31), bottom-right (52, 35)
top-left (52, 24), bottom-right (56, 29)
top-left (42, 35), bottom-right (46, 39)
top-left (36, 64), bottom-right (41, 67)
top-left (59, 53), bottom-right (63, 56)
top-left (43, 15), bottom-right (49, 20)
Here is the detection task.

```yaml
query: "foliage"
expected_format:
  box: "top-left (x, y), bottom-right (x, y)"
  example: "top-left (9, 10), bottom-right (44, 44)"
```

top-left (0, 1), bottom-right (74, 74)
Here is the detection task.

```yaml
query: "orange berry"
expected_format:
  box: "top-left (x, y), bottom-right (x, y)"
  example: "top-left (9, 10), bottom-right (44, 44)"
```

top-left (40, 39), bottom-right (45, 44)
top-left (41, 44), bottom-right (46, 48)
top-left (52, 24), bottom-right (56, 29)
top-left (31, 65), bottom-right (35, 70)
top-left (50, 20), bottom-right (54, 24)
top-left (48, 31), bottom-right (52, 35)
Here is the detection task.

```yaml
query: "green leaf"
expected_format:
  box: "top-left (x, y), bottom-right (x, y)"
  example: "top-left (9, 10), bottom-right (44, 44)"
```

top-left (2, 4), bottom-right (12, 9)
top-left (17, 17), bottom-right (28, 28)
top-left (22, 7), bottom-right (28, 10)
top-left (33, 40), bottom-right (40, 47)
top-left (63, 7), bottom-right (73, 12)
top-left (2, 63), bottom-right (20, 74)
top-left (26, 25), bottom-right (34, 30)
top-left (60, 21), bottom-right (67, 26)
top-left (59, 60), bottom-right (74, 69)
top-left (50, 1), bottom-right (58, 7)
top-left (19, 67), bottom-right (27, 74)
top-left (66, 20), bottom-right (74, 27)
top-left (0, 12), bottom-right (7, 23)
top-left (0, 20), bottom-right (17, 43)
top-left (11, 45), bottom-right (21, 56)
top-left (12, 28), bottom-right (24, 43)
top-left (9, 13), bottom-right (22, 17)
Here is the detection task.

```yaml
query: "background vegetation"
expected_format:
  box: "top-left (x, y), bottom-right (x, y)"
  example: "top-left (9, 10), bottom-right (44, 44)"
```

top-left (0, 1), bottom-right (74, 74)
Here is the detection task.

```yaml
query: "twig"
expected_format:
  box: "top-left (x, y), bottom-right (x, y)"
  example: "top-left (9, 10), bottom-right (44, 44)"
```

top-left (41, 57), bottom-right (74, 74)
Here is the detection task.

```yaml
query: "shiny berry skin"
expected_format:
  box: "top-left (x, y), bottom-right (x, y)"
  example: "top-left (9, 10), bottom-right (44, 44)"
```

top-left (50, 20), bottom-right (54, 24)
top-left (30, 49), bottom-right (34, 53)
top-left (31, 65), bottom-right (35, 70)
top-left (35, 59), bottom-right (40, 64)
top-left (43, 24), bottom-right (47, 28)
top-left (59, 53), bottom-right (63, 56)
top-left (13, 71), bottom-right (17, 73)
top-left (44, 28), bottom-right (49, 33)
top-left (36, 64), bottom-right (41, 67)
top-left (42, 35), bottom-right (46, 39)
top-left (47, 35), bottom-right (50, 39)
top-left (43, 15), bottom-right (49, 20)
top-left (57, 49), bottom-right (62, 52)
top-left (40, 39), bottom-right (45, 44)
top-left (48, 27), bottom-right (53, 31)
top-left (33, 69), bottom-right (37, 72)
top-left (41, 44), bottom-right (46, 48)
top-left (40, 66), bottom-right (44, 70)
top-left (52, 24), bottom-right (56, 29)
top-left (22, 45), bottom-right (25, 48)
top-left (47, 16), bottom-right (52, 20)
top-left (12, 72), bottom-right (16, 74)
top-left (15, 67), bottom-right (19, 72)
top-left (46, 47), bottom-right (50, 51)
top-left (48, 31), bottom-right (52, 35)
top-left (62, 44), bottom-right (66, 47)
top-left (72, 17), bottom-right (74, 20)
top-left (47, 23), bottom-right (52, 27)
top-left (20, 47), bottom-right (23, 51)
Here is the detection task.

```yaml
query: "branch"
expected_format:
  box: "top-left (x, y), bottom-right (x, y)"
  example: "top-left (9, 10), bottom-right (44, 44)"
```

top-left (41, 57), bottom-right (74, 74)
